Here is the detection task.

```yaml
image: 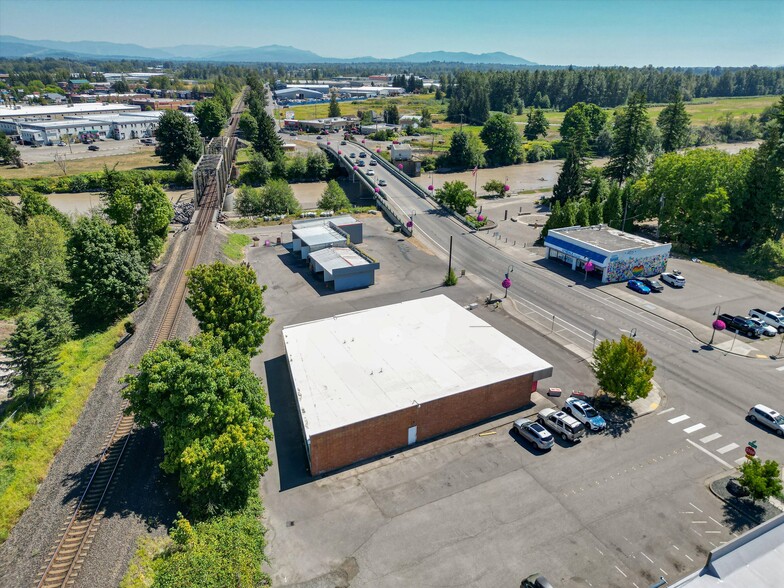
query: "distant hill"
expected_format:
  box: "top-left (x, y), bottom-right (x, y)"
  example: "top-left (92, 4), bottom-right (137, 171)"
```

top-left (0, 35), bottom-right (536, 65)
top-left (396, 51), bottom-right (536, 65)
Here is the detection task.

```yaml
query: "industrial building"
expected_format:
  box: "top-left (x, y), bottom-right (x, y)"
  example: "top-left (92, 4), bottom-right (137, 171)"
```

top-left (544, 224), bottom-right (671, 283)
top-left (308, 246), bottom-right (379, 291)
top-left (282, 117), bottom-right (353, 132)
top-left (0, 102), bottom-right (141, 121)
top-left (283, 295), bottom-right (553, 475)
top-left (274, 86), bottom-right (328, 101)
top-left (337, 86), bottom-right (404, 97)
top-left (290, 215), bottom-right (363, 260)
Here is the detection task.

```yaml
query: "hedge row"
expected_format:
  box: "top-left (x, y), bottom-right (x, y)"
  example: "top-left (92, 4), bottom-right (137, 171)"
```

top-left (0, 169), bottom-right (181, 196)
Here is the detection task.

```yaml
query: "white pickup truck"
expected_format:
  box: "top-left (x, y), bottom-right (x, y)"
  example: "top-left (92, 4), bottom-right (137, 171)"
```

top-left (748, 309), bottom-right (784, 333)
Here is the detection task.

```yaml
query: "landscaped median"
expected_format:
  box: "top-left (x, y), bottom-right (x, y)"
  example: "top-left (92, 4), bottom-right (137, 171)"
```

top-left (0, 321), bottom-right (126, 542)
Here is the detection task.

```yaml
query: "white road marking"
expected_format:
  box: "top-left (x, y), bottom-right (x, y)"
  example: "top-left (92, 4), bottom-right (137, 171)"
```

top-left (590, 314), bottom-right (605, 321)
top-left (687, 439), bottom-right (734, 468)
top-left (684, 423), bottom-right (706, 434)
top-left (700, 432), bottom-right (722, 444)
top-left (658, 407), bottom-right (675, 416)
top-left (615, 566), bottom-right (627, 578)
top-left (595, 547), bottom-right (604, 556)
top-left (660, 568), bottom-right (669, 576)
top-left (717, 442), bottom-right (739, 454)
top-left (776, 365), bottom-right (784, 371)
top-left (705, 530), bottom-right (721, 534)
top-left (709, 516), bottom-right (724, 527)
top-left (690, 503), bottom-right (703, 513)
top-left (632, 584), bottom-right (640, 588)
top-left (692, 520), bottom-right (707, 524)
top-left (735, 457), bottom-right (747, 465)
top-left (679, 511), bottom-right (694, 514)
top-left (641, 552), bottom-right (654, 563)
top-left (691, 528), bottom-right (701, 537)
top-left (685, 554), bottom-right (694, 562)
top-left (668, 414), bottom-right (690, 424)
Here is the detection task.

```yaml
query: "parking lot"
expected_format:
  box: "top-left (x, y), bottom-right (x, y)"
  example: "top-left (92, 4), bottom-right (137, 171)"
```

top-left (237, 213), bottom-right (782, 587)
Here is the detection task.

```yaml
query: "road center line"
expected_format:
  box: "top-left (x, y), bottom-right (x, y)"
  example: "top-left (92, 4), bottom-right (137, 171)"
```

top-left (686, 439), bottom-right (734, 468)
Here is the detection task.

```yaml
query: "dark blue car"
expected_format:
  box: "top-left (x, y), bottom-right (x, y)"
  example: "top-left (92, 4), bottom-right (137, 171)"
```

top-left (627, 279), bottom-right (651, 294)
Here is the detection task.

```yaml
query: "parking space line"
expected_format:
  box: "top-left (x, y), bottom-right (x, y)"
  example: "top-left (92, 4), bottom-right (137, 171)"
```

top-left (685, 554), bottom-right (694, 562)
top-left (614, 566), bottom-right (627, 578)
top-left (687, 439), bottom-right (734, 468)
top-left (709, 516), bottom-right (724, 527)
top-left (660, 568), bottom-right (669, 576)
top-left (717, 442), bottom-right (739, 454)
top-left (684, 423), bottom-right (706, 434)
top-left (641, 552), bottom-right (654, 563)
top-left (668, 414), bottom-right (690, 424)
top-left (700, 432), bottom-right (722, 444)
top-left (689, 502), bottom-right (703, 512)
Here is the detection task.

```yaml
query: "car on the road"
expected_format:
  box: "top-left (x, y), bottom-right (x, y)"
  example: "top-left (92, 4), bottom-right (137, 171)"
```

top-left (627, 279), bottom-right (651, 294)
top-left (289, 132), bottom-right (297, 136)
top-left (748, 309), bottom-right (784, 333)
top-left (369, 159), bottom-right (377, 165)
top-left (512, 418), bottom-right (554, 450)
top-left (521, 573), bottom-right (554, 588)
top-left (378, 179), bottom-right (387, 186)
top-left (641, 278), bottom-right (664, 292)
top-left (748, 404), bottom-right (784, 437)
top-left (661, 272), bottom-right (686, 287)
top-left (538, 408), bottom-right (585, 442)
top-left (359, 152), bottom-right (366, 158)
top-left (366, 169), bottom-right (375, 175)
top-left (88, 145), bottom-right (100, 151)
top-left (747, 317), bottom-right (777, 337)
top-left (564, 397), bottom-right (607, 432)
top-left (340, 140), bottom-right (347, 145)
top-left (349, 153), bottom-right (356, 158)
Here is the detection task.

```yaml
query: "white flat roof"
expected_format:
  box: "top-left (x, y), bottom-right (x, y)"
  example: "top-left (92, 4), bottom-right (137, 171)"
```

top-left (283, 295), bottom-right (553, 438)
top-left (308, 246), bottom-right (372, 271)
top-left (292, 214), bottom-right (357, 229)
top-left (0, 103), bottom-right (140, 118)
top-left (294, 225), bottom-right (345, 247)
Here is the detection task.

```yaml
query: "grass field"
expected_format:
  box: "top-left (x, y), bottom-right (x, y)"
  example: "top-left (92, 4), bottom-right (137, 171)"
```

top-left (0, 321), bottom-right (126, 543)
top-left (222, 233), bottom-right (251, 261)
top-left (0, 150), bottom-right (166, 180)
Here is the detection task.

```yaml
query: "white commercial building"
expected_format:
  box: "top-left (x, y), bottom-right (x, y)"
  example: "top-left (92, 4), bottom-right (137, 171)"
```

top-left (0, 103), bottom-right (141, 121)
top-left (307, 246), bottom-right (379, 291)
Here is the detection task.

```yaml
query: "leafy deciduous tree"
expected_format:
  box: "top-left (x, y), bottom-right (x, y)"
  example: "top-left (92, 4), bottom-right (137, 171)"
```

top-left (592, 335), bottom-right (656, 403)
top-left (738, 458), bottom-right (784, 502)
top-left (318, 180), bottom-right (350, 211)
top-left (480, 113), bottom-right (522, 166)
top-left (524, 108), bottom-right (550, 140)
top-left (435, 181), bottom-right (476, 215)
top-left (238, 111), bottom-right (259, 144)
top-left (155, 110), bottom-right (202, 168)
top-left (445, 130), bottom-right (485, 170)
top-left (194, 98), bottom-right (228, 139)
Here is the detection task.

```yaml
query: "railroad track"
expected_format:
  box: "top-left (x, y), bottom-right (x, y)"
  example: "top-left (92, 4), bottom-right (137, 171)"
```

top-left (34, 95), bottom-right (241, 588)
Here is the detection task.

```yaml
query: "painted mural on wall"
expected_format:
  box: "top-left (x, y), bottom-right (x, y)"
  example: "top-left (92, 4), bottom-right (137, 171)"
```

top-left (605, 254), bottom-right (668, 282)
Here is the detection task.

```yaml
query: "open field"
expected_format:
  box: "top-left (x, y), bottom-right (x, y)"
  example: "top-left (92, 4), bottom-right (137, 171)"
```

top-left (0, 149), bottom-right (165, 180)
top-left (285, 92), bottom-right (447, 122)
top-left (0, 321), bottom-right (126, 543)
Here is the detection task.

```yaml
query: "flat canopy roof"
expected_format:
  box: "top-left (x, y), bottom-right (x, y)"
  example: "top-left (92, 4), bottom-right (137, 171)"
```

top-left (292, 214), bottom-right (357, 229)
top-left (293, 225), bottom-right (345, 247)
top-left (283, 295), bottom-right (553, 438)
top-left (308, 246), bottom-right (373, 272)
top-left (550, 225), bottom-right (663, 253)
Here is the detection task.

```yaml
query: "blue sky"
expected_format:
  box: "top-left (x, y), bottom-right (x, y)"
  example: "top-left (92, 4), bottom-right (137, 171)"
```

top-left (1, 0), bottom-right (782, 66)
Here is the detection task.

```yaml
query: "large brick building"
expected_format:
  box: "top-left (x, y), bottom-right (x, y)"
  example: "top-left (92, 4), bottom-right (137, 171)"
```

top-left (283, 295), bottom-right (553, 475)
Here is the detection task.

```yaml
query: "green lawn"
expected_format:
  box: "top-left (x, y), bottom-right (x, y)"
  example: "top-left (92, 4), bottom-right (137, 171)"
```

top-left (0, 321), bottom-right (126, 543)
top-left (222, 233), bottom-right (251, 261)
top-left (285, 92), bottom-right (447, 122)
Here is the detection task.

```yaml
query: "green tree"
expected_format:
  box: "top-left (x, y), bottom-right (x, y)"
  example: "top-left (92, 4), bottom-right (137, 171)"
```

top-left (135, 183), bottom-right (173, 263)
top-left (306, 150), bottom-right (330, 180)
top-left (435, 181), bottom-right (476, 215)
top-left (738, 458), bottom-right (784, 502)
top-left (0, 209), bottom-right (20, 304)
top-left (524, 108), bottom-right (549, 140)
top-left (561, 102), bottom-right (608, 145)
top-left (420, 107), bottom-right (432, 128)
top-left (155, 110), bottom-right (202, 168)
top-left (253, 111), bottom-right (283, 162)
top-left (746, 238), bottom-right (784, 277)
top-left (67, 216), bottom-right (148, 325)
top-left (576, 197), bottom-right (591, 226)
top-left (236, 186), bottom-right (263, 216)
top-left (122, 334), bottom-right (273, 512)
top-left (384, 104), bottom-right (400, 124)
top-left (19, 190), bottom-right (70, 229)
top-left (446, 130), bottom-right (485, 170)
top-left (480, 113), bottom-right (522, 166)
top-left (258, 179), bottom-right (300, 215)
top-left (592, 335), bottom-right (656, 403)
top-left (176, 156), bottom-right (194, 186)
top-left (111, 79), bottom-right (130, 93)
top-left (328, 92), bottom-right (341, 118)
top-left (244, 150), bottom-right (271, 186)
top-left (186, 262), bottom-right (273, 356)
top-left (0, 132), bottom-right (22, 167)
top-left (238, 111), bottom-right (258, 144)
top-left (3, 313), bottom-right (59, 399)
top-left (35, 287), bottom-right (74, 346)
top-left (482, 179), bottom-right (508, 198)
top-left (657, 92), bottom-right (691, 152)
top-left (604, 93), bottom-right (652, 184)
top-left (604, 183), bottom-right (623, 227)
top-left (7, 215), bottom-right (68, 309)
top-left (194, 98), bottom-right (228, 139)
top-left (552, 147), bottom-right (587, 204)
top-left (287, 154), bottom-right (308, 180)
top-left (318, 180), bottom-right (351, 211)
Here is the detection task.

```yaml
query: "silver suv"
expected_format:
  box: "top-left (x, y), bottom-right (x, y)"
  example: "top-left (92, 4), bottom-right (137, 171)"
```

top-left (748, 404), bottom-right (784, 437)
top-left (538, 408), bottom-right (585, 442)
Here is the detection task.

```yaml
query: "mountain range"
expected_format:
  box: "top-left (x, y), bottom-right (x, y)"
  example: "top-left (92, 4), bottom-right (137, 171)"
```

top-left (0, 35), bottom-right (537, 65)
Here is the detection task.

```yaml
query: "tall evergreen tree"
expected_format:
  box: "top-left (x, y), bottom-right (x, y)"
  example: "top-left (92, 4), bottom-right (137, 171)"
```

top-left (253, 111), bottom-right (283, 162)
top-left (328, 92), bottom-right (341, 118)
top-left (657, 92), bottom-right (691, 152)
top-left (4, 313), bottom-right (59, 399)
top-left (524, 108), bottom-right (550, 140)
top-left (604, 92), bottom-right (652, 184)
top-left (552, 147), bottom-right (585, 204)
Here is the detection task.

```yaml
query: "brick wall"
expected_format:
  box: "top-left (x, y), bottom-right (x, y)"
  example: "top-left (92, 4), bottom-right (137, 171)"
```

top-left (308, 374), bottom-right (534, 475)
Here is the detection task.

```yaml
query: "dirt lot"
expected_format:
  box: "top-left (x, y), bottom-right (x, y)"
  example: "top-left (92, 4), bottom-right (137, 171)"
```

top-left (1, 144), bottom-right (162, 179)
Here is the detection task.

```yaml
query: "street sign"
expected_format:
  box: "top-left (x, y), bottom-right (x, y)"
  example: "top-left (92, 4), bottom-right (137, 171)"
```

top-left (748, 440), bottom-right (758, 449)
top-left (745, 446), bottom-right (756, 457)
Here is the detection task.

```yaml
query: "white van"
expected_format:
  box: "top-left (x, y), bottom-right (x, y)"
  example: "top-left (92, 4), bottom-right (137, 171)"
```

top-left (538, 408), bottom-right (586, 442)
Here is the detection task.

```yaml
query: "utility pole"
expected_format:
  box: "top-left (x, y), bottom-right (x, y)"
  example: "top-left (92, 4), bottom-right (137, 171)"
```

top-left (448, 235), bottom-right (453, 276)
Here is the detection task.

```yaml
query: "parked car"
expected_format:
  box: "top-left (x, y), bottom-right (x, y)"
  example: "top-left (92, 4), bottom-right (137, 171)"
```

top-left (88, 145), bottom-right (99, 151)
top-left (521, 573), bottom-right (555, 588)
top-left (538, 408), bottom-right (585, 442)
top-left (378, 179), bottom-right (387, 186)
top-left (747, 317), bottom-right (777, 337)
top-left (366, 169), bottom-right (375, 176)
top-left (661, 272), bottom-right (686, 287)
top-left (57, 141), bottom-right (66, 147)
top-left (641, 278), bottom-right (664, 292)
top-left (513, 418), bottom-right (554, 450)
top-left (627, 279), bottom-right (651, 294)
top-left (748, 309), bottom-right (784, 333)
top-left (564, 397), bottom-right (607, 432)
top-left (718, 313), bottom-right (764, 338)
top-left (289, 132), bottom-right (297, 136)
top-left (748, 404), bottom-right (784, 437)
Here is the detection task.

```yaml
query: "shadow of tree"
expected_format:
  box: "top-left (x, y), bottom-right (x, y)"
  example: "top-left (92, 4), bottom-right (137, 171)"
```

top-left (592, 395), bottom-right (635, 438)
top-left (721, 498), bottom-right (768, 533)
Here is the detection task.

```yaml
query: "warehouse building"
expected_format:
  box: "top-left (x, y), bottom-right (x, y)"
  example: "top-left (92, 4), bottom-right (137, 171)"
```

top-left (283, 295), bottom-right (553, 475)
top-left (0, 102), bottom-right (140, 121)
top-left (308, 246), bottom-right (379, 291)
top-left (544, 224), bottom-right (671, 283)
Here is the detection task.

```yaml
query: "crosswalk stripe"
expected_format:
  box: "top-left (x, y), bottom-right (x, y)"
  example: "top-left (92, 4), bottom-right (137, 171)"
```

top-left (668, 414), bottom-right (690, 424)
top-left (684, 423), bottom-right (706, 434)
top-left (776, 365), bottom-right (784, 372)
top-left (700, 433), bottom-right (722, 444)
top-left (735, 457), bottom-right (747, 465)
top-left (717, 443), bottom-right (739, 454)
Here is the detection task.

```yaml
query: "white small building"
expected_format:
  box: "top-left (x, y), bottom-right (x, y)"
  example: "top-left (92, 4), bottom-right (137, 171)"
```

top-left (308, 246), bottom-right (379, 291)
top-left (544, 224), bottom-right (671, 283)
top-left (400, 114), bottom-right (423, 127)
top-left (390, 143), bottom-right (413, 162)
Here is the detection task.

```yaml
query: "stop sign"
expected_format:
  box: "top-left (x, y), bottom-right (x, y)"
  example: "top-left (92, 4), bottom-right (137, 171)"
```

top-left (745, 446), bottom-right (756, 457)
